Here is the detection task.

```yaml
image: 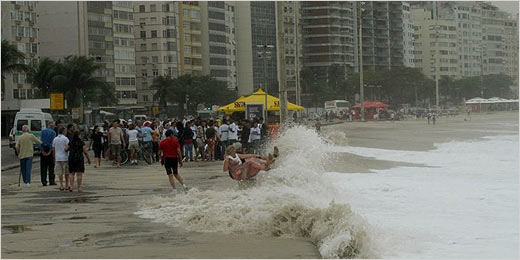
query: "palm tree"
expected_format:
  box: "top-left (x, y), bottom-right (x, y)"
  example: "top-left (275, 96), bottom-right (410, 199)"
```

top-left (1, 40), bottom-right (29, 97)
top-left (151, 75), bottom-right (173, 114)
top-left (53, 56), bottom-right (117, 107)
top-left (27, 57), bottom-right (58, 98)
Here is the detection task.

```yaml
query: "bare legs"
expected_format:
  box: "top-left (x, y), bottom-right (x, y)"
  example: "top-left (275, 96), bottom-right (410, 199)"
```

top-left (168, 174), bottom-right (185, 190)
top-left (68, 172), bottom-right (83, 192)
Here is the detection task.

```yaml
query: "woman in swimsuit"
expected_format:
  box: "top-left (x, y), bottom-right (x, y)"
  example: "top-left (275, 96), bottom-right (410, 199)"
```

top-left (223, 145), bottom-right (278, 181)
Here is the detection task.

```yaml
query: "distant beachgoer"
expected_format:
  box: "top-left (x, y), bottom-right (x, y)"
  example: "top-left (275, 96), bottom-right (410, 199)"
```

top-left (223, 145), bottom-right (278, 181)
top-left (315, 119), bottom-right (322, 133)
top-left (108, 120), bottom-right (125, 168)
top-left (159, 129), bottom-right (187, 193)
top-left (206, 122), bottom-right (216, 161)
top-left (89, 126), bottom-right (104, 168)
top-left (66, 131), bottom-right (91, 192)
top-left (53, 127), bottom-right (69, 190)
top-left (16, 125), bottom-right (43, 186)
top-left (40, 121), bottom-right (56, 186)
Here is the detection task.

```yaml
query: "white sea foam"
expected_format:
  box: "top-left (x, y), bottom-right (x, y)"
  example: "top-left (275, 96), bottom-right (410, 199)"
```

top-left (136, 126), bottom-right (377, 258)
top-left (329, 134), bottom-right (519, 258)
top-left (136, 124), bottom-right (519, 258)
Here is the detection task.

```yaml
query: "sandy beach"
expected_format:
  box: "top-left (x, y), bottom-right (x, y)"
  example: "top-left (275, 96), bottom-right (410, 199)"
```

top-left (1, 111), bottom-right (517, 258)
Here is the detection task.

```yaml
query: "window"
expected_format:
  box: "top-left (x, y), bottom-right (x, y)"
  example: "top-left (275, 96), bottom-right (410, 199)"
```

top-left (150, 4), bottom-right (156, 12)
top-left (152, 69), bottom-right (159, 77)
top-left (140, 43), bottom-right (146, 51)
top-left (113, 10), bottom-right (133, 20)
top-left (141, 57), bottom-right (148, 64)
top-left (31, 120), bottom-right (41, 131)
top-left (183, 22), bottom-right (190, 29)
top-left (140, 31), bottom-right (146, 39)
top-left (184, 45), bottom-right (192, 54)
top-left (13, 89), bottom-right (19, 99)
top-left (184, 33), bottom-right (191, 41)
top-left (184, 57), bottom-right (192, 65)
top-left (166, 42), bottom-right (176, 51)
top-left (151, 30), bottom-right (157, 38)
top-left (183, 9), bottom-right (190, 17)
top-left (152, 43), bottom-right (158, 50)
top-left (143, 95), bottom-right (149, 102)
top-left (139, 5), bottom-right (145, 12)
top-left (191, 10), bottom-right (200, 19)
top-left (114, 37), bottom-right (134, 47)
top-left (116, 77), bottom-right (136, 86)
top-left (12, 73), bottom-right (19, 84)
top-left (17, 120), bottom-right (28, 131)
top-left (163, 29), bottom-right (175, 38)
top-left (164, 55), bottom-right (176, 63)
top-left (152, 56), bottom-right (158, 63)
top-left (141, 69), bottom-right (147, 77)
top-left (115, 24), bottom-right (134, 33)
top-left (115, 50), bottom-right (135, 60)
top-left (162, 4), bottom-right (170, 12)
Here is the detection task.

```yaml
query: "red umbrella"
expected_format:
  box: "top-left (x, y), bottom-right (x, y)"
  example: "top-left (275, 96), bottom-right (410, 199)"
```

top-left (353, 101), bottom-right (389, 108)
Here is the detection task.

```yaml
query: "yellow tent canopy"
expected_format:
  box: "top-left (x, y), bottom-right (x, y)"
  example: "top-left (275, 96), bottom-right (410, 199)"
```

top-left (217, 89), bottom-right (304, 114)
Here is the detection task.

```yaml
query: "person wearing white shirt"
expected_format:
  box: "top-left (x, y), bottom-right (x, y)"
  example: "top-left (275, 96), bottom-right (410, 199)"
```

top-left (127, 124), bottom-right (140, 165)
top-left (228, 120), bottom-right (239, 145)
top-left (248, 121), bottom-right (261, 154)
top-left (52, 127), bottom-right (70, 190)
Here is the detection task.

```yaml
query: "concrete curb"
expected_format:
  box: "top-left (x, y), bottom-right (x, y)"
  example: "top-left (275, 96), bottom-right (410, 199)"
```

top-left (1, 158), bottom-right (40, 171)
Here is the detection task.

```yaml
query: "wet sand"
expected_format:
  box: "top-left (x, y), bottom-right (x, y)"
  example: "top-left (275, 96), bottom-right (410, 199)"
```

top-left (1, 111), bottom-right (517, 259)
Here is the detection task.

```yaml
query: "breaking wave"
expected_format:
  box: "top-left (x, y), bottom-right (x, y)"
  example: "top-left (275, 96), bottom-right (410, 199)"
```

top-left (136, 126), bottom-right (377, 258)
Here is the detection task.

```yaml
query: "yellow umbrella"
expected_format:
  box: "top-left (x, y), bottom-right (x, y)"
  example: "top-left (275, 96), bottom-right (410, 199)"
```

top-left (217, 89), bottom-right (304, 113)
top-left (217, 96), bottom-right (246, 114)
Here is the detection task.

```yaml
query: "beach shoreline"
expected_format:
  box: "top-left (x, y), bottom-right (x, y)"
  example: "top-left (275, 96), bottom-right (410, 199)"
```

top-left (1, 111), bottom-right (517, 259)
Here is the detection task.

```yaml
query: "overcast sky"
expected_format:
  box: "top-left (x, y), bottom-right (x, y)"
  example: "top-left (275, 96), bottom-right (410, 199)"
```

top-left (492, 1), bottom-right (519, 16)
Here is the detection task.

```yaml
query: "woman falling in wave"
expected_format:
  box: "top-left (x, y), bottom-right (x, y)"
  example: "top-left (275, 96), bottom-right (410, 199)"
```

top-left (223, 145), bottom-right (279, 181)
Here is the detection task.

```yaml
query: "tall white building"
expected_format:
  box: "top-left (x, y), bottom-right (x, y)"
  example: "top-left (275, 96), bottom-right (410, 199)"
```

top-left (112, 1), bottom-right (137, 105)
top-left (133, 1), bottom-right (179, 110)
top-left (1, 1), bottom-right (42, 136)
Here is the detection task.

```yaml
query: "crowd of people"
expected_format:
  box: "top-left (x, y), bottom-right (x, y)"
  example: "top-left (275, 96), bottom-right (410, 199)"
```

top-left (14, 116), bottom-right (274, 194)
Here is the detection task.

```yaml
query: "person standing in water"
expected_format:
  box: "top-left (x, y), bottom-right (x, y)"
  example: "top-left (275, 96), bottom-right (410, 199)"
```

top-left (159, 129), bottom-right (187, 193)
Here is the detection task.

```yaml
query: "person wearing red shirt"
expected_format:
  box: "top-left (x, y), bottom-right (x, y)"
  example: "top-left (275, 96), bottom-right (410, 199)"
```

top-left (159, 129), bottom-right (187, 193)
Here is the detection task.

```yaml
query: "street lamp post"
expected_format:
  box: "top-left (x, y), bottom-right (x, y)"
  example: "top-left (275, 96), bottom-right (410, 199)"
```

top-left (257, 44), bottom-right (274, 123)
top-left (358, 2), bottom-right (365, 121)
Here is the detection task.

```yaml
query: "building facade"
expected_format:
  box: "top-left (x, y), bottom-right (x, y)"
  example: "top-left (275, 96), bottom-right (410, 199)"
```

top-left (411, 6), bottom-right (459, 80)
top-left (480, 3), bottom-right (508, 76)
top-left (359, 1), bottom-right (414, 71)
top-left (133, 1), bottom-right (179, 109)
top-left (503, 14), bottom-right (519, 86)
top-left (200, 1), bottom-right (237, 90)
top-left (178, 1), bottom-right (202, 75)
top-left (37, 1), bottom-right (138, 108)
top-left (280, 1), bottom-right (303, 103)
top-left (300, 1), bottom-right (356, 79)
top-left (1, 1), bottom-right (42, 136)
top-left (112, 1), bottom-right (137, 105)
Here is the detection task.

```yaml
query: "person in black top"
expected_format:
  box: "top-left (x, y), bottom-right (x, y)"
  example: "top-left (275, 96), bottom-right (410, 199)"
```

top-left (175, 121), bottom-right (185, 160)
top-left (65, 131), bottom-right (91, 192)
top-left (240, 120), bottom-right (250, 153)
top-left (89, 125), bottom-right (104, 168)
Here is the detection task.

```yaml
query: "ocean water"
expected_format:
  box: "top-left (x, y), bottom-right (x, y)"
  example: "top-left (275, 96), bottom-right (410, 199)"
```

top-left (136, 126), bottom-right (518, 259)
top-left (330, 134), bottom-right (519, 258)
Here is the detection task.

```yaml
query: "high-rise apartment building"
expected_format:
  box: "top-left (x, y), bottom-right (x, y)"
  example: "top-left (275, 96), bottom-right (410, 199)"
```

top-left (480, 3), bottom-right (508, 76)
top-left (112, 1), bottom-right (137, 105)
top-left (300, 1), bottom-right (356, 79)
top-left (133, 1), bottom-right (179, 109)
top-left (359, 1), bottom-right (414, 71)
top-left (504, 14), bottom-right (519, 86)
top-left (411, 6), bottom-right (459, 80)
top-left (235, 1), bottom-right (277, 96)
top-left (1, 1), bottom-right (41, 135)
top-left (37, 1), bottom-right (138, 108)
top-left (178, 1), bottom-right (203, 75)
top-left (200, 1), bottom-right (237, 90)
top-left (280, 1), bottom-right (303, 103)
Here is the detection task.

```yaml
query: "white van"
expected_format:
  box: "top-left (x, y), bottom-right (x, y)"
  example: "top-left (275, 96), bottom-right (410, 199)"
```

top-left (9, 109), bottom-right (54, 153)
top-left (133, 114), bottom-right (147, 122)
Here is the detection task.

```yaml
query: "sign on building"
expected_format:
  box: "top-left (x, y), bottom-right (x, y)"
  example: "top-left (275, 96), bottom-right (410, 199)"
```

top-left (71, 108), bottom-right (79, 119)
top-left (50, 92), bottom-right (64, 110)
